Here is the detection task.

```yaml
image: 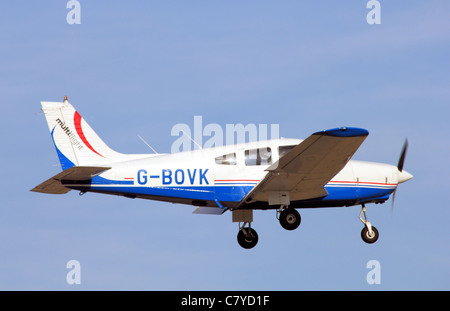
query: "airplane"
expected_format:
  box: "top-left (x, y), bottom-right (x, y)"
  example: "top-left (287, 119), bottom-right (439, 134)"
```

top-left (31, 97), bottom-right (413, 249)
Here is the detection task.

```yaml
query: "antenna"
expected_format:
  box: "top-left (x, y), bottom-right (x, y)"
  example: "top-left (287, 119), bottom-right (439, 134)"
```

top-left (181, 130), bottom-right (202, 150)
top-left (137, 135), bottom-right (158, 154)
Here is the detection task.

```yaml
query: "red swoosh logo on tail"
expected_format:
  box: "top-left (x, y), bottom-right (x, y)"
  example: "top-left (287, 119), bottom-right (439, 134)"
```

top-left (73, 111), bottom-right (104, 158)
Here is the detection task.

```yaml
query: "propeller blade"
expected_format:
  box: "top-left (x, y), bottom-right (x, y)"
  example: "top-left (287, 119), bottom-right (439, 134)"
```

top-left (390, 188), bottom-right (396, 215)
top-left (397, 138), bottom-right (408, 172)
top-left (392, 138), bottom-right (410, 215)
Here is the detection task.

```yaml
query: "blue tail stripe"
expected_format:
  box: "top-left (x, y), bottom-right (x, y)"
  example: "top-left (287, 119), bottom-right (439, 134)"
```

top-left (51, 127), bottom-right (75, 170)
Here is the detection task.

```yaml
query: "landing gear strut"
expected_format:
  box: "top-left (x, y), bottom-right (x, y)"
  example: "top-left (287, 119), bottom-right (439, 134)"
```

top-left (359, 204), bottom-right (379, 244)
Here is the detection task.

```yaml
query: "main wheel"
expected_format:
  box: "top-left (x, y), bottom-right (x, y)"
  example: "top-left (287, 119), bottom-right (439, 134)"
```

top-left (361, 226), bottom-right (379, 244)
top-left (279, 208), bottom-right (301, 231)
top-left (237, 228), bottom-right (258, 249)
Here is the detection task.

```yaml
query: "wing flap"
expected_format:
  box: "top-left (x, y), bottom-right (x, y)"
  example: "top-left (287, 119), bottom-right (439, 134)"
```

top-left (241, 127), bottom-right (368, 204)
top-left (192, 206), bottom-right (227, 215)
top-left (31, 166), bottom-right (111, 194)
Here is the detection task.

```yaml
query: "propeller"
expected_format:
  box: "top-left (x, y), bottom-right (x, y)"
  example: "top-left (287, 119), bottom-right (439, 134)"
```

top-left (391, 138), bottom-right (409, 214)
top-left (391, 188), bottom-right (397, 215)
top-left (397, 139), bottom-right (408, 173)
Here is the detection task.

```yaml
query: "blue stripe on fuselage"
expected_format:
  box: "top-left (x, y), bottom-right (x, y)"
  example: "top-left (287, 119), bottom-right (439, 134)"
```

top-left (88, 184), bottom-right (254, 202)
top-left (83, 181), bottom-right (395, 205)
top-left (91, 175), bottom-right (134, 185)
top-left (324, 185), bottom-right (395, 202)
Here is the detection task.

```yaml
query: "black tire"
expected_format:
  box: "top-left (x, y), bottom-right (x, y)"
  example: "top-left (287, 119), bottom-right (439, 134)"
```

top-left (361, 226), bottom-right (379, 244)
top-left (237, 228), bottom-right (258, 249)
top-left (279, 208), bottom-right (301, 231)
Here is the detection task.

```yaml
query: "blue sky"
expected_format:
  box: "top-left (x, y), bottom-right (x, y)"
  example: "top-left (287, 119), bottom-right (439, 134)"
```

top-left (0, 1), bottom-right (449, 290)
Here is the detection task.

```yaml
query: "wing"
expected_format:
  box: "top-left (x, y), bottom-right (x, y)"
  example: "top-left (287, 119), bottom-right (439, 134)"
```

top-left (30, 166), bottom-right (111, 194)
top-left (240, 127), bottom-right (368, 205)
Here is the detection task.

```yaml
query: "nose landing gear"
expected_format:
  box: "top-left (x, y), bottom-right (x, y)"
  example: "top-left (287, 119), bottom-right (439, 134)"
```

top-left (359, 204), bottom-right (379, 244)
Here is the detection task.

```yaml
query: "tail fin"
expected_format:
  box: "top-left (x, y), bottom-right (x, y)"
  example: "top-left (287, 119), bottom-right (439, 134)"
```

top-left (41, 97), bottom-right (126, 170)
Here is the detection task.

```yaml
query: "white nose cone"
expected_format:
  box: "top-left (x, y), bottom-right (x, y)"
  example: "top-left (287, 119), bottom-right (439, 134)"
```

top-left (398, 170), bottom-right (413, 184)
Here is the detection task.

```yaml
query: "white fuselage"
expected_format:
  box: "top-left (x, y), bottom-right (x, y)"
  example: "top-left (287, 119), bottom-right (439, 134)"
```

top-left (67, 138), bottom-right (411, 209)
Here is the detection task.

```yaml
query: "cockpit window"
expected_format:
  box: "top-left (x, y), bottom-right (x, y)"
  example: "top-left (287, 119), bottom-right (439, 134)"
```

top-left (215, 153), bottom-right (237, 165)
top-left (245, 147), bottom-right (272, 166)
top-left (278, 145), bottom-right (296, 158)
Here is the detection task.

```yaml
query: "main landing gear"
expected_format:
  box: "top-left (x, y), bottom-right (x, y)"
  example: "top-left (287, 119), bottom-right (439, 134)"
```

top-left (233, 209), bottom-right (259, 249)
top-left (237, 222), bottom-right (259, 249)
top-left (277, 205), bottom-right (301, 231)
top-left (233, 206), bottom-right (302, 249)
top-left (359, 204), bottom-right (379, 244)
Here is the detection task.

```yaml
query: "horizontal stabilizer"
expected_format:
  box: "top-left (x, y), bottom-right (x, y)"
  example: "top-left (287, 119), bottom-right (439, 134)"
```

top-left (31, 166), bottom-right (111, 194)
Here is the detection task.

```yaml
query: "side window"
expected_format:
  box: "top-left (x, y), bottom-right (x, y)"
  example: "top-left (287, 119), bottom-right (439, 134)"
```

top-left (215, 153), bottom-right (237, 165)
top-left (245, 147), bottom-right (272, 166)
top-left (278, 145), bottom-right (296, 158)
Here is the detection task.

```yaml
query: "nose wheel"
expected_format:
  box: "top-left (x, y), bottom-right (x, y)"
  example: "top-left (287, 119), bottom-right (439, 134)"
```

top-left (361, 226), bottom-right (379, 244)
top-left (359, 204), bottom-right (379, 244)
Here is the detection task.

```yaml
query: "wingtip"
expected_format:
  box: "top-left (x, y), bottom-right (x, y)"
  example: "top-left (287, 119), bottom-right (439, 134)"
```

top-left (315, 127), bottom-right (369, 137)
